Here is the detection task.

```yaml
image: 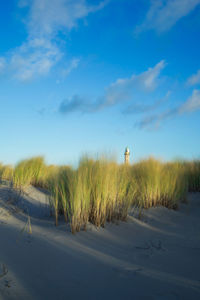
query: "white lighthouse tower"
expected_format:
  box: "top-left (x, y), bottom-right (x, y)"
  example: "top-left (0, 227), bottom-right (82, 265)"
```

top-left (124, 147), bottom-right (130, 164)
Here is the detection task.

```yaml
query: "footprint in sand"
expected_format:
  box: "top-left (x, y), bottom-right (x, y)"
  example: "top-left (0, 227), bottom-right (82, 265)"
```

top-left (135, 239), bottom-right (166, 259)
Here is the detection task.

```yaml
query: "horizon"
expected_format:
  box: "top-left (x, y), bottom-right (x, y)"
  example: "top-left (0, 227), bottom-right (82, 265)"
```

top-left (0, 0), bottom-right (200, 166)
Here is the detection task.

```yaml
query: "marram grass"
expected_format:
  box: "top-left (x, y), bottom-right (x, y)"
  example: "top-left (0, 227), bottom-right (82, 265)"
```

top-left (132, 158), bottom-right (188, 209)
top-left (0, 164), bottom-right (13, 181)
top-left (46, 157), bottom-right (136, 233)
top-left (13, 157), bottom-right (46, 189)
top-left (12, 157), bottom-right (59, 189)
top-left (0, 155), bottom-right (199, 233)
top-left (46, 156), bottom-right (188, 233)
top-left (185, 161), bottom-right (200, 192)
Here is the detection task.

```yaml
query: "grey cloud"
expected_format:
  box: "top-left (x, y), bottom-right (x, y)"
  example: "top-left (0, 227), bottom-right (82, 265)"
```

top-left (59, 95), bottom-right (101, 114)
top-left (59, 61), bottom-right (166, 114)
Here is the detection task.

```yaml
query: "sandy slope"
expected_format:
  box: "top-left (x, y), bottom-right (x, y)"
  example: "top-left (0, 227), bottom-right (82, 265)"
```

top-left (0, 183), bottom-right (200, 300)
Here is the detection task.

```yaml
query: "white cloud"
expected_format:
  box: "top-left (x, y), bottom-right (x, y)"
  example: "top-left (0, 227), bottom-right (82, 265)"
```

top-left (187, 69), bottom-right (200, 86)
top-left (136, 0), bottom-right (200, 34)
top-left (10, 38), bottom-right (62, 81)
top-left (104, 60), bottom-right (166, 106)
top-left (21, 0), bottom-right (108, 38)
top-left (2, 0), bottom-right (107, 81)
top-left (179, 89), bottom-right (200, 113)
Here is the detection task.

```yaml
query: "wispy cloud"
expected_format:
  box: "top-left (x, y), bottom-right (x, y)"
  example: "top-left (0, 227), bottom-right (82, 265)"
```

top-left (103, 60), bottom-right (166, 107)
top-left (2, 0), bottom-right (107, 81)
top-left (123, 91), bottom-right (171, 115)
top-left (179, 89), bottom-right (200, 113)
top-left (59, 60), bottom-right (166, 114)
top-left (187, 69), bottom-right (200, 86)
top-left (137, 108), bottom-right (178, 129)
top-left (61, 58), bottom-right (80, 78)
top-left (10, 38), bottom-right (62, 81)
top-left (19, 0), bottom-right (108, 38)
top-left (136, 0), bottom-right (200, 34)
top-left (57, 61), bottom-right (200, 130)
top-left (138, 89), bottom-right (200, 129)
top-left (0, 57), bottom-right (6, 73)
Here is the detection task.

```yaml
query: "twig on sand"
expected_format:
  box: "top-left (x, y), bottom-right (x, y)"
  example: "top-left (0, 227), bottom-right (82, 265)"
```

top-left (20, 215), bottom-right (32, 235)
top-left (16, 213), bottom-right (32, 243)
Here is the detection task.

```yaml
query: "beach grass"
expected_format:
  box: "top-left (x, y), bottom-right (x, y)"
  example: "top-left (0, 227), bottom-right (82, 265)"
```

top-left (47, 156), bottom-right (189, 232)
top-left (185, 160), bottom-right (200, 192)
top-left (132, 158), bottom-right (187, 209)
top-left (0, 164), bottom-right (13, 182)
top-left (0, 155), bottom-right (199, 233)
top-left (12, 156), bottom-right (47, 189)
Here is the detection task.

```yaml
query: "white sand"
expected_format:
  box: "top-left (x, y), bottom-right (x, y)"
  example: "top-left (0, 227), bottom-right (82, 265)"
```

top-left (0, 183), bottom-right (200, 300)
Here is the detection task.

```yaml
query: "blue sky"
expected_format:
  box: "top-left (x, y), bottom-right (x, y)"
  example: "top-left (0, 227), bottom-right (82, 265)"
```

top-left (0, 0), bottom-right (200, 165)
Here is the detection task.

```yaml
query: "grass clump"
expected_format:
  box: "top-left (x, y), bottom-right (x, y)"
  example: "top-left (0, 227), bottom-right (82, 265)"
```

top-left (48, 157), bottom-right (136, 233)
top-left (13, 157), bottom-right (47, 189)
top-left (132, 158), bottom-right (187, 209)
top-left (161, 162), bottom-right (188, 207)
top-left (48, 166), bottom-right (72, 227)
top-left (0, 164), bottom-right (13, 182)
top-left (185, 161), bottom-right (200, 192)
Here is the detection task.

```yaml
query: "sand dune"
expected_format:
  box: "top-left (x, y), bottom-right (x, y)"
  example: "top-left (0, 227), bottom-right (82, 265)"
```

top-left (0, 183), bottom-right (200, 299)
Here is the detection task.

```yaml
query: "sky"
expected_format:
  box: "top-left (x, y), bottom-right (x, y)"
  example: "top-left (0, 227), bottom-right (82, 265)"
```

top-left (0, 0), bottom-right (200, 166)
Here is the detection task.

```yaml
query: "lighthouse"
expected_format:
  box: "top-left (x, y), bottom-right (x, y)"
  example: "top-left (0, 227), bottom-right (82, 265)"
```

top-left (124, 147), bottom-right (130, 164)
